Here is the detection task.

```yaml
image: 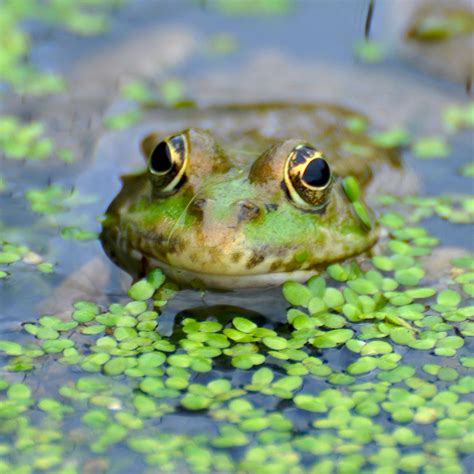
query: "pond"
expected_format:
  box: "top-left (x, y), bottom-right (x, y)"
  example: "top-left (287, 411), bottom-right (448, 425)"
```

top-left (0, 1), bottom-right (473, 473)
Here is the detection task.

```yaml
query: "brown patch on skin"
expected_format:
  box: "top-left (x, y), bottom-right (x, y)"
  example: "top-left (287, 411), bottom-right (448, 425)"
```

top-left (247, 143), bottom-right (281, 183)
top-left (188, 252), bottom-right (199, 263)
top-left (210, 141), bottom-right (231, 173)
top-left (314, 226), bottom-right (328, 248)
top-left (128, 224), bottom-right (185, 256)
top-left (283, 260), bottom-right (304, 272)
top-left (232, 251), bottom-right (242, 263)
top-left (269, 259), bottom-right (284, 272)
top-left (188, 198), bottom-right (206, 219)
top-left (185, 129), bottom-right (231, 185)
top-left (105, 173), bottom-right (150, 216)
top-left (140, 132), bottom-right (160, 160)
top-left (246, 252), bottom-right (265, 269)
top-left (259, 246), bottom-right (291, 269)
top-left (249, 140), bottom-right (302, 186)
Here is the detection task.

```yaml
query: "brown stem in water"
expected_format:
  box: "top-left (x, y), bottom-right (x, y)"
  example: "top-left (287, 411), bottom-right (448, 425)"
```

top-left (365, 0), bottom-right (375, 39)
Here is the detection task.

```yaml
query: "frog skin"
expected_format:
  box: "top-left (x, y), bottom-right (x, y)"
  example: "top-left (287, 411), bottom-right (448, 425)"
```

top-left (100, 103), bottom-right (402, 290)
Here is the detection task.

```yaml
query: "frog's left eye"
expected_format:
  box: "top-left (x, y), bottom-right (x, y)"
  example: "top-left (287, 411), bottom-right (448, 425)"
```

top-left (148, 134), bottom-right (188, 193)
top-left (284, 145), bottom-right (333, 209)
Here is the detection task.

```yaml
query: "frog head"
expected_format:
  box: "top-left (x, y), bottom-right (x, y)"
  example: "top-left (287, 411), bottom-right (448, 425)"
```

top-left (101, 128), bottom-right (378, 289)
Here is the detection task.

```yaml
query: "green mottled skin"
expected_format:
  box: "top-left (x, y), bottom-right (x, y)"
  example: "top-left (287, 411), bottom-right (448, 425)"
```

top-left (101, 103), bottom-right (401, 289)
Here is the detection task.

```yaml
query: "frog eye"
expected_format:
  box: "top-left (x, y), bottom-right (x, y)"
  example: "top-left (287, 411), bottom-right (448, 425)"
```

top-left (148, 134), bottom-right (188, 193)
top-left (284, 144), bottom-right (333, 209)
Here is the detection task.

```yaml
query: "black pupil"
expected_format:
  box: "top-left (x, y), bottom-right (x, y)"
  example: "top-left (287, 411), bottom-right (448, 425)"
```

top-left (302, 158), bottom-right (331, 188)
top-left (150, 141), bottom-right (172, 173)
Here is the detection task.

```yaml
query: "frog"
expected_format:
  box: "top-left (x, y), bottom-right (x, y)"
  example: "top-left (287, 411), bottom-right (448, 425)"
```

top-left (100, 103), bottom-right (403, 290)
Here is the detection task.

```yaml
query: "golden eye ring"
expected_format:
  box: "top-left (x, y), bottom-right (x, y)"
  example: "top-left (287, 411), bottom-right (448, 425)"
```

top-left (284, 144), bottom-right (333, 209)
top-left (148, 134), bottom-right (189, 193)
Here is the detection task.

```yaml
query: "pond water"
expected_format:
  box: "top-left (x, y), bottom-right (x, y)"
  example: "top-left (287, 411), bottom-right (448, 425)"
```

top-left (0, 1), bottom-right (473, 473)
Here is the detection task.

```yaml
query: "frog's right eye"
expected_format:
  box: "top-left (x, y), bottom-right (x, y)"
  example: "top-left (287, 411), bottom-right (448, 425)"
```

top-left (284, 144), bottom-right (333, 210)
top-left (148, 134), bottom-right (188, 193)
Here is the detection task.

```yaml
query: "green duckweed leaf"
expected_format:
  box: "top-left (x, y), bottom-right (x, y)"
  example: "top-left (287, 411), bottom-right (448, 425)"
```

top-left (313, 329), bottom-right (354, 348)
top-left (347, 356), bottom-right (378, 375)
top-left (0, 341), bottom-right (23, 356)
top-left (60, 226), bottom-right (98, 241)
top-left (282, 281), bottom-right (313, 306)
top-left (360, 340), bottom-right (393, 355)
top-left (128, 279), bottom-right (155, 301)
top-left (342, 176), bottom-right (360, 202)
top-left (181, 394), bottom-right (212, 410)
top-left (354, 39), bottom-right (386, 63)
top-left (232, 317), bottom-right (257, 333)
top-left (436, 289), bottom-right (461, 307)
top-left (7, 383), bottom-right (31, 400)
top-left (262, 336), bottom-right (288, 350)
top-left (353, 201), bottom-right (373, 230)
top-left (412, 137), bottom-right (450, 159)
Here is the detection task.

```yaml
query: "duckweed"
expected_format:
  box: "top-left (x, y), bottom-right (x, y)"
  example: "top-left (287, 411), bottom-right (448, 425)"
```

top-left (207, 32), bottom-right (239, 55)
top-left (342, 175), bottom-right (360, 202)
top-left (213, 0), bottom-right (292, 16)
top-left (0, 241), bottom-right (54, 277)
top-left (379, 194), bottom-right (474, 224)
top-left (459, 162), bottom-right (474, 176)
top-left (26, 184), bottom-right (97, 215)
top-left (60, 226), bottom-right (98, 241)
top-left (437, 288), bottom-right (461, 306)
top-left (121, 80), bottom-right (157, 104)
top-left (371, 127), bottom-right (410, 148)
top-left (0, 116), bottom-right (53, 160)
top-left (104, 109), bottom-right (143, 130)
top-left (352, 201), bottom-right (373, 230)
top-left (3, 234), bottom-right (469, 470)
top-left (354, 39), bottom-right (386, 63)
top-left (412, 136), bottom-right (450, 159)
top-left (443, 102), bottom-right (474, 132)
top-left (128, 279), bottom-right (156, 301)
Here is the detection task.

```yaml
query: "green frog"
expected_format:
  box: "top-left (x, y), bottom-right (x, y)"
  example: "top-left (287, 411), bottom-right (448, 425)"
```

top-left (101, 103), bottom-right (402, 290)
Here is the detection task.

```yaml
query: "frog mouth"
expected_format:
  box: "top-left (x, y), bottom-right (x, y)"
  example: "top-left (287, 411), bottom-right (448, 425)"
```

top-left (142, 256), bottom-right (322, 290)
top-left (101, 228), bottom-right (323, 289)
top-left (101, 221), bottom-right (378, 290)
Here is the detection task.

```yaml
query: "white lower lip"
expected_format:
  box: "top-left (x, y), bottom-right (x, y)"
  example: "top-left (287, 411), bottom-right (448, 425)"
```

top-left (145, 255), bottom-right (317, 290)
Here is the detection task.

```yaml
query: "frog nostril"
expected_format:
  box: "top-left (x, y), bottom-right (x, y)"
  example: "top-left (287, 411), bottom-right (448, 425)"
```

top-left (238, 200), bottom-right (261, 221)
top-left (189, 198), bottom-right (207, 217)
